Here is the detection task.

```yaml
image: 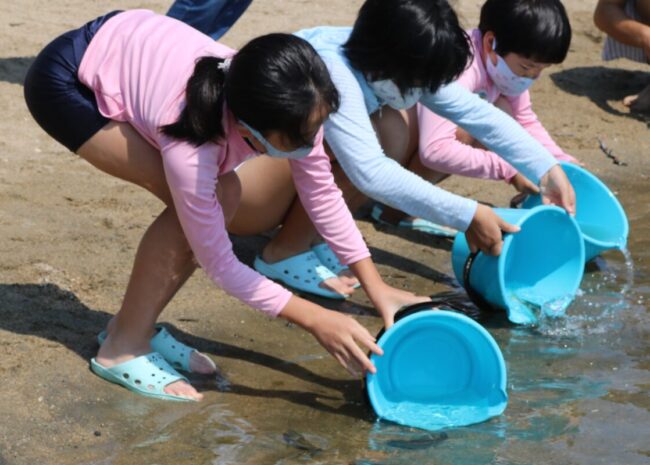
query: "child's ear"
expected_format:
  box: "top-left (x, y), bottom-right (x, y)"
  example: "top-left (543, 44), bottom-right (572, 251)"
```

top-left (482, 31), bottom-right (497, 65)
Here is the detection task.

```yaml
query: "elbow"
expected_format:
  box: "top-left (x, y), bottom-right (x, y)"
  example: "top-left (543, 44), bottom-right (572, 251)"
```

top-left (347, 169), bottom-right (381, 199)
top-left (593, 4), bottom-right (612, 33)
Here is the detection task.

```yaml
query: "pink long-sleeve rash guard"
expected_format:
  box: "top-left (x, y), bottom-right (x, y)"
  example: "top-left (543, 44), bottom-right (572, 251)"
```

top-left (78, 10), bottom-right (369, 316)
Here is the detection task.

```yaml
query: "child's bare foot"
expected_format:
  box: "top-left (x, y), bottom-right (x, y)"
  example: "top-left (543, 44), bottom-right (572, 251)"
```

top-left (96, 331), bottom-right (204, 401)
top-left (336, 269), bottom-right (360, 289)
top-left (623, 83), bottom-right (650, 113)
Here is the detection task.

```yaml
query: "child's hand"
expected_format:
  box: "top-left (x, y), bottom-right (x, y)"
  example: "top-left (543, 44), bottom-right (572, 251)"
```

top-left (539, 164), bottom-right (576, 216)
top-left (466, 204), bottom-right (520, 256)
top-left (510, 172), bottom-right (540, 195)
top-left (308, 308), bottom-right (383, 377)
top-left (368, 283), bottom-right (432, 328)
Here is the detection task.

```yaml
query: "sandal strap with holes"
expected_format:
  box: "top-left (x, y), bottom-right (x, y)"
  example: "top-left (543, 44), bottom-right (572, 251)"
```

top-left (311, 243), bottom-right (349, 274)
top-left (253, 251), bottom-right (347, 300)
top-left (90, 352), bottom-right (194, 402)
top-left (150, 326), bottom-right (194, 372)
top-left (310, 243), bottom-right (361, 289)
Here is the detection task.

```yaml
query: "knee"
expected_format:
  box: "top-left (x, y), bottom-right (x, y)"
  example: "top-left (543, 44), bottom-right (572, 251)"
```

top-left (371, 108), bottom-right (411, 163)
top-left (216, 171), bottom-right (242, 225)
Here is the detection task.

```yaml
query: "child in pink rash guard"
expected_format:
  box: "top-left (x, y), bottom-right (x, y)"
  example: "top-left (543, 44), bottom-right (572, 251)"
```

top-left (24, 10), bottom-right (428, 402)
top-left (417, 0), bottom-right (579, 194)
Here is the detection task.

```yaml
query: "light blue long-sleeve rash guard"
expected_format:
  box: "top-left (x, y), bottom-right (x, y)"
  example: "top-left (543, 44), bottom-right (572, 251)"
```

top-left (294, 27), bottom-right (557, 231)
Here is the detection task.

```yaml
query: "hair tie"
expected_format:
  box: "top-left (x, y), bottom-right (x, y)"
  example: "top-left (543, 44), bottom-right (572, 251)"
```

top-left (218, 57), bottom-right (233, 72)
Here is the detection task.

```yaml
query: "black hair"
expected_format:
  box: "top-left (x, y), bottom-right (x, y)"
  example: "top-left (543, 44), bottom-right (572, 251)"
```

top-left (161, 33), bottom-right (339, 147)
top-left (478, 0), bottom-right (571, 63)
top-left (343, 0), bottom-right (472, 94)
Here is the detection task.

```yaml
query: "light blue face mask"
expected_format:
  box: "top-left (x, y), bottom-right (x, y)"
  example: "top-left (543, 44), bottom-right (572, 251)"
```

top-left (485, 39), bottom-right (535, 96)
top-left (240, 121), bottom-right (314, 159)
top-left (368, 79), bottom-right (423, 110)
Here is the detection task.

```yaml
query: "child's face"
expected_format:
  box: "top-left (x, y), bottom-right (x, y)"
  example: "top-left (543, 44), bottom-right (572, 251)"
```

top-left (482, 32), bottom-right (552, 79)
top-left (236, 102), bottom-right (330, 154)
top-left (500, 53), bottom-right (552, 80)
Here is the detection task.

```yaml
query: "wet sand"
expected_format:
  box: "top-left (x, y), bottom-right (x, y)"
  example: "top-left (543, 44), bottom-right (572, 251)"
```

top-left (0, 1), bottom-right (649, 464)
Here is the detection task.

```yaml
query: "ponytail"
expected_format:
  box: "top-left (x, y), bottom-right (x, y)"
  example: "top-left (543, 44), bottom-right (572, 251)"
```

top-left (160, 56), bottom-right (228, 146)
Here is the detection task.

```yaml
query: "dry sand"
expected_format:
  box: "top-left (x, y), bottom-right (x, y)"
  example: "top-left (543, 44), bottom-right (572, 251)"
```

top-left (0, 1), bottom-right (648, 464)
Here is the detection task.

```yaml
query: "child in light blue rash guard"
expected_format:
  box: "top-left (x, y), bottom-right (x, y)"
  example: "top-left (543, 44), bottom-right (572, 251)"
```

top-left (228, 0), bottom-right (575, 301)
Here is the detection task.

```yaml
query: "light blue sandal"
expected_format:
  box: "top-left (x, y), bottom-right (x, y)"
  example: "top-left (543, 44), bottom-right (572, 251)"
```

top-left (97, 326), bottom-right (214, 373)
top-left (311, 243), bottom-right (361, 289)
top-left (254, 250), bottom-right (348, 300)
top-left (90, 352), bottom-right (196, 402)
top-left (371, 204), bottom-right (458, 238)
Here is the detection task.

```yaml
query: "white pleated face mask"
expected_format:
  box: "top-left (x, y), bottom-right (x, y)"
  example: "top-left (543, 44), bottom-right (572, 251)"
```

top-left (485, 40), bottom-right (535, 96)
top-left (240, 121), bottom-right (313, 159)
top-left (368, 79), bottom-right (423, 110)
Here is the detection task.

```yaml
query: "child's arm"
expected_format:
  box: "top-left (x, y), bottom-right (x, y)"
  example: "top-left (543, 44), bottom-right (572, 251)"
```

top-left (417, 103), bottom-right (519, 181)
top-left (421, 82), bottom-right (575, 214)
top-left (289, 129), bottom-right (370, 267)
top-left (322, 57), bottom-right (479, 232)
top-left (507, 92), bottom-right (579, 164)
top-left (421, 82), bottom-right (557, 185)
top-left (594, 0), bottom-right (650, 57)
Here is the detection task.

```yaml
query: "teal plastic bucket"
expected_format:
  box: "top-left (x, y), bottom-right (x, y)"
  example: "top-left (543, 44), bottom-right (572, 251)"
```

top-left (451, 206), bottom-right (585, 325)
top-left (366, 307), bottom-right (507, 431)
top-left (522, 162), bottom-right (628, 261)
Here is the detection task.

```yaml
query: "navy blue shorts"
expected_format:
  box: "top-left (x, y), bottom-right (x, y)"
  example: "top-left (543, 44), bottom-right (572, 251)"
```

top-left (24, 11), bottom-right (122, 152)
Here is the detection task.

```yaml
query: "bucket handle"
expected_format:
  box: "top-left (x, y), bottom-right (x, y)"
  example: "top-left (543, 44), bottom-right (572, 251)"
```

top-left (462, 250), bottom-right (498, 312)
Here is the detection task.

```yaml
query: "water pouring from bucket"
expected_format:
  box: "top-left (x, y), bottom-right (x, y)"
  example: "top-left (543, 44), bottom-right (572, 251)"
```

top-left (451, 206), bottom-right (585, 325)
top-left (522, 162), bottom-right (629, 262)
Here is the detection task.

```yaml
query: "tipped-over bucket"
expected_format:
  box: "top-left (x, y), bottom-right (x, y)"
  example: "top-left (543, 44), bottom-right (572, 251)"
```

top-left (366, 307), bottom-right (507, 431)
top-left (451, 206), bottom-right (585, 324)
top-left (522, 162), bottom-right (628, 261)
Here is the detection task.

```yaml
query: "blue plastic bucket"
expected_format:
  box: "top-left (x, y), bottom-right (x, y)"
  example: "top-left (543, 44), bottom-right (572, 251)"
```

top-left (366, 307), bottom-right (507, 431)
top-left (522, 162), bottom-right (628, 261)
top-left (451, 206), bottom-right (585, 325)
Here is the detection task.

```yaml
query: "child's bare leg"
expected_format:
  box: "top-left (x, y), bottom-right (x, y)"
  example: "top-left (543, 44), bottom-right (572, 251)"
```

top-left (228, 156), bottom-right (297, 235)
top-left (373, 106), bottom-right (450, 224)
top-left (228, 156), bottom-right (356, 295)
top-left (77, 121), bottom-right (238, 400)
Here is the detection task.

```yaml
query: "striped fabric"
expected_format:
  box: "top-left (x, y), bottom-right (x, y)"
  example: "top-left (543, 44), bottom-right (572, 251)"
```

top-left (602, 0), bottom-right (649, 64)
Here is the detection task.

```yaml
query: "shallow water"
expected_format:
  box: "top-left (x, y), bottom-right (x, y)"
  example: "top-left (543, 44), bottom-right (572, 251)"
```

top-left (354, 244), bottom-right (648, 465)
top-left (370, 398), bottom-right (503, 433)
top-left (110, 186), bottom-right (648, 465)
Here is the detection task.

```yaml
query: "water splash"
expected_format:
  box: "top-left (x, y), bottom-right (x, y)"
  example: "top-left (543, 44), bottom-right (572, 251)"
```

top-left (507, 289), bottom-right (575, 325)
